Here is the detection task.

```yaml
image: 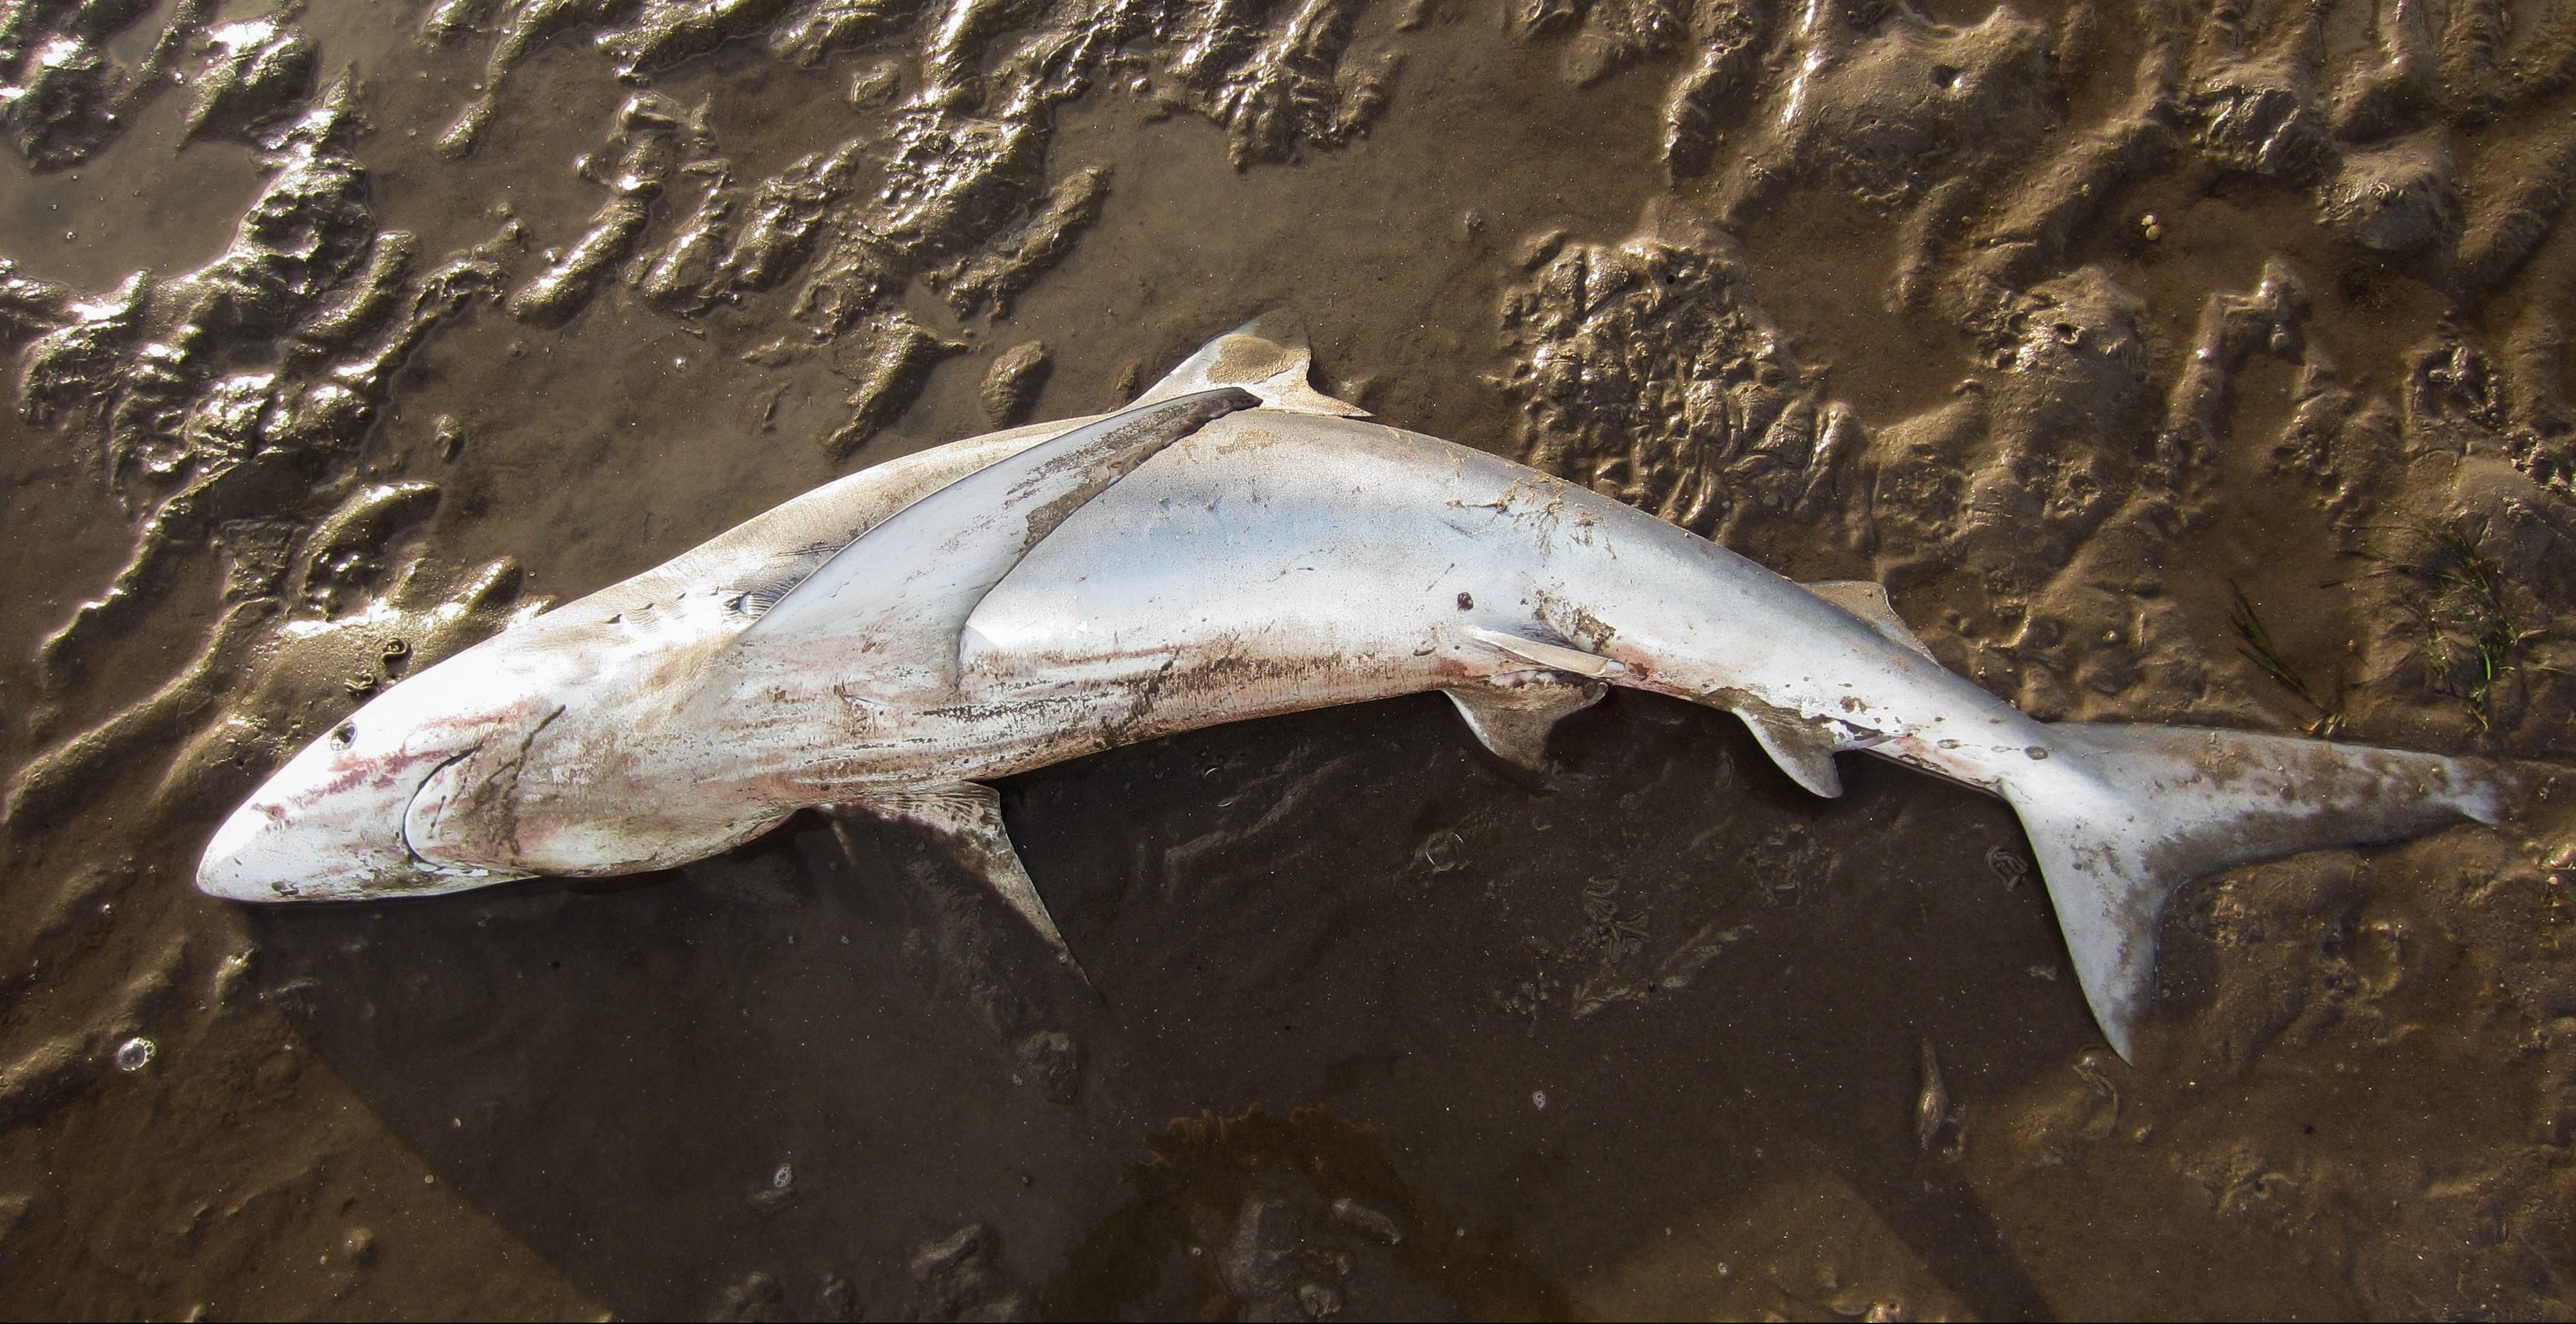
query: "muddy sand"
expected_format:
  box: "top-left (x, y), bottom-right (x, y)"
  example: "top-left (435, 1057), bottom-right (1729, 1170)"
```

top-left (5, 0), bottom-right (2576, 1317)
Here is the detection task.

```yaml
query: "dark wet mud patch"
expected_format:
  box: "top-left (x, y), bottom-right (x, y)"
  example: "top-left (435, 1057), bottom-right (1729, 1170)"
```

top-left (1044, 1103), bottom-right (1571, 1320)
top-left (2168, 352), bottom-right (2369, 733)
top-left (1006, 17), bottom-right (1675, 452)
top-left (312, 22), bottom-right (1683, 617)
top-left (2084, 178), bottom-right (2452, 406)
top-left (1737, 188), bottom-right (1978, 428)
top-left (0, 134), bottom-right (269, 296)
top-left (258, 692), bottom-right (2088, 1320)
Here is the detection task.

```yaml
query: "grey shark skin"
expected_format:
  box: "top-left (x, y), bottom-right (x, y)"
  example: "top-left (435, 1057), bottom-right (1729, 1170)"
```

top-left (200, 318), bottom-right (2517, 1059)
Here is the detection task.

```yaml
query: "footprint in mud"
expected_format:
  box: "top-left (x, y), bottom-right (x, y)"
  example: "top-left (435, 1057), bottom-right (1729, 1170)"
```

top-left (1046, 1104), bottom-right (1564, 1321)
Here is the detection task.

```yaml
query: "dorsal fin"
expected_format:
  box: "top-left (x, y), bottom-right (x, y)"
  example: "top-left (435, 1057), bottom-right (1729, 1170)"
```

top-left (1131, 313), bottom-right (1369, 417)
top-left (723, 387), bottom-right (1257, 697)
top-left (1803, 580), bottom-right (1935, 660)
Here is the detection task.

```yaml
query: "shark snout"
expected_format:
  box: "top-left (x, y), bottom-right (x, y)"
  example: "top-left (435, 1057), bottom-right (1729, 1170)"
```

top-left (195, 721), bottom-right (489, 902)
top-left (197, 766), bottom-right (429, 901)
top-left (199, 793), bottom-right (323, 901)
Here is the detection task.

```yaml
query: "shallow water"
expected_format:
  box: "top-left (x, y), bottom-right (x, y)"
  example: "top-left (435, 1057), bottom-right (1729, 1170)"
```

top-left (5, 0), bottom-right (2576, 1317)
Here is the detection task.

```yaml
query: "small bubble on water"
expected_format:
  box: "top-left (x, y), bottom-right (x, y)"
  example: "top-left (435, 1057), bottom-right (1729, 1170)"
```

top-left (1531, 1090), bottom-right (1548, 1111)
top-left (113, 1037), bottom-right (156, 1072)
top-left (771, 1164), bottom-right (793, 1190)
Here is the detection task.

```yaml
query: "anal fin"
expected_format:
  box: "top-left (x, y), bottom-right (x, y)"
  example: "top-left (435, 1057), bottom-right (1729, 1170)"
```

top-left (841, 782), bottom-right (1088, 984)
top-left (1445, 678), bottom-right (1607, 770)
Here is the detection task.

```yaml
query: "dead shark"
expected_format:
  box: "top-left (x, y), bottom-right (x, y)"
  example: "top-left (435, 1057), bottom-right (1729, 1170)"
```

top-left (199, 317), bottom-right (2518, 1058)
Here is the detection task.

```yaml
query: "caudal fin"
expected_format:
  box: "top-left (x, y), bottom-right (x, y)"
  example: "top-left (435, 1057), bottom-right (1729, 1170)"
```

top-left (2002, 723), bottom-right (2516, 1059)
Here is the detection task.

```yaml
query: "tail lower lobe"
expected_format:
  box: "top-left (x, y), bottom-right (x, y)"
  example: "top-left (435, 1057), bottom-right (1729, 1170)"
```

top-left (1999, 722), bottom-right (2512, 1059)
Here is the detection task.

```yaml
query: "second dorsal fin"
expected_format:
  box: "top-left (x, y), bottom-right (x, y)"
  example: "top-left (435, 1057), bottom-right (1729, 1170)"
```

top-left (1131, 313), bottom-right (1369, 417)
top-left (1802, 580), bottom-right (1936, 660)
top-left (722, 387), bottom-right (1258, 698)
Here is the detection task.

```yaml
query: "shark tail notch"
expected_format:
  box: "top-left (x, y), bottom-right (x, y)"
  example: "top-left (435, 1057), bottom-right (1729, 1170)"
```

top-left (2002, 722), bottom-right (2514, 1060)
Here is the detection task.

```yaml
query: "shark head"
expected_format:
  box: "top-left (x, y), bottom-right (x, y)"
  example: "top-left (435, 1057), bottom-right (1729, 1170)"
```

top-left (196, 651), bottom-right (558, 903)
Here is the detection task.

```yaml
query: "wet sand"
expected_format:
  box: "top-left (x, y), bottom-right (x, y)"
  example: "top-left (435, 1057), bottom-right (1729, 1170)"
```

top-left (5, 0), bottom-right (2576, 1317)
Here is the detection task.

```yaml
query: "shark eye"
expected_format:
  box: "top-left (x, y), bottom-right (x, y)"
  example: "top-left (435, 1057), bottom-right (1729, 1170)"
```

top-left (329, 723), bottom-right (356, 750)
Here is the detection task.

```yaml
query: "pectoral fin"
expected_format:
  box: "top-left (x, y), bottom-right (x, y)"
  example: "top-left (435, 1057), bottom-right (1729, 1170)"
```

top-left (1445, 678), bottom-right (1607, 770)
top-left (843, 782), bottom-right (1087, 984)
top-left (1736, 709), bottom-right (1845, 798)
top-left (720, 387), bottom-right (1257, 699)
